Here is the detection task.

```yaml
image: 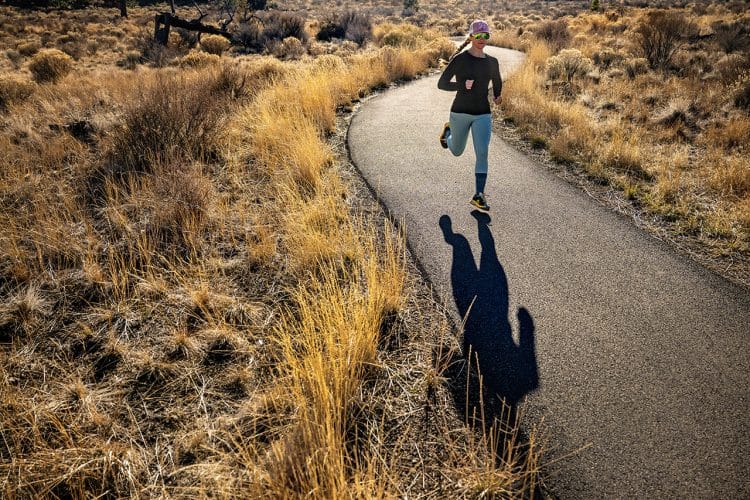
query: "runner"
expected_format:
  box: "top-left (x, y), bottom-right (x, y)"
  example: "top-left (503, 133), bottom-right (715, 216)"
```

top-left (437, 19), bottom-right (503, 212)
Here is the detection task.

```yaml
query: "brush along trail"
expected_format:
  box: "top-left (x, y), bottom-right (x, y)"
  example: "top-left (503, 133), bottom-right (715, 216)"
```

top-left (347, 45), bottom-right (750, 498)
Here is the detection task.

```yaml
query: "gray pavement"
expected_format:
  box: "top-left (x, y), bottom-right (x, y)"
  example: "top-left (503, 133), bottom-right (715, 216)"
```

top-left (347, 47), bottom-right (750, 498)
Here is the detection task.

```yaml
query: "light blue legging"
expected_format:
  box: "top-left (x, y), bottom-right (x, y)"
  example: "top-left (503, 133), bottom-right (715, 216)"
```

top-left (446, 112), bottom-right (492, 175)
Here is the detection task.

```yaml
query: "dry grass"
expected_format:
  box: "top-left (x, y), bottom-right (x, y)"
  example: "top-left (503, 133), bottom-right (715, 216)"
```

top-left (502, 6), bottom-right (750, 267)
top-left (1, 5), bottom-right (540, 497)
top-left (27, 48), bottom-right (73, 83)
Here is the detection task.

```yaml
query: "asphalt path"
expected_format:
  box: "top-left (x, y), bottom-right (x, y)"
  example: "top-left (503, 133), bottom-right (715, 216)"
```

top-left (347, 46), bottom-right (750, 498)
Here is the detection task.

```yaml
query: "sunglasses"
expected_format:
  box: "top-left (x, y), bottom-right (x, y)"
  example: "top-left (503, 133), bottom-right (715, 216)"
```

top-left (472, 32), bottom-right (490, 40)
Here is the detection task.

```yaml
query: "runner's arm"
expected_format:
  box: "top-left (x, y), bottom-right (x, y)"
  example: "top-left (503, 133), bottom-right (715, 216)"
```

top-left (437, 57), bottom-right (460, 92)
top-left (491, 58), bottom-right (502, 99)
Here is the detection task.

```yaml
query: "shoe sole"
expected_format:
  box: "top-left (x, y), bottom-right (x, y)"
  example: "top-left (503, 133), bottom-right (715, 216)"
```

top-left (439, 123), bottom-right (450, 149)
top-left (469, 199), bottom-right (490, 211)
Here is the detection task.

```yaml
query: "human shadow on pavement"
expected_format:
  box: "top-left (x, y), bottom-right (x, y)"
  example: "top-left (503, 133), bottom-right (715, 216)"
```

top-left (438, 211), bottom-right (539, 433)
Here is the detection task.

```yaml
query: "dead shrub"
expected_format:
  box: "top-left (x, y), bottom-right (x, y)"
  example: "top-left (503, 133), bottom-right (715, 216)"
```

top-left (6, 49), bottom-right (22, 67)
top-left (0, 76), bottom-right (36, 111)
top-left (200, 34), bottom-right (231, 55)
top-left (204, 63), bottom-right (250, 101)
top-left (234, 19), bottom-right (264, 52)
top-left (106, 73), bottom-right (229, 175)
top-left (27, 48), bottom-right (73, 83)
top-left (535, 19), bottom-right (570, 53)
top-left (592, 49), bottom-right (625, 69)
top-left (133, 29), bottom-right (182, 67)
top-left (682, 50), bottom-right (712, 76)
top-left (317, 10), bottom-right (372, 46)
top-left (653, 97), bottom-right (701, 141)
top-left (634, 10), bottom-right (698, 71)
top-left (116, 50), bottom-right (141, 70)
top-left (262, 11), bottom-right (308, 48)
top-left (59, 40), bottom-right (86, 60)
top-left (713, 20), bottom-right (750, 54)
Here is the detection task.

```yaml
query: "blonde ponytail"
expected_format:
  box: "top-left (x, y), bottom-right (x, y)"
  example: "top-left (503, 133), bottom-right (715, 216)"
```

top-left (448, 37), bottom-right (471, 62)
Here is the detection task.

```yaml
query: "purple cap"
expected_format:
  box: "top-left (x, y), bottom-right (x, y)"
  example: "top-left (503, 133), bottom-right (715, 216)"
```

top-left (469, 20), bottom-right (490, 35)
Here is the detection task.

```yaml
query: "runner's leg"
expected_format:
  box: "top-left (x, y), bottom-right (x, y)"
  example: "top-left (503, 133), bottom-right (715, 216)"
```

top-left (447, 112), bottom-right (473, 157)
top-left (470, 114), bottom-right (492, 194)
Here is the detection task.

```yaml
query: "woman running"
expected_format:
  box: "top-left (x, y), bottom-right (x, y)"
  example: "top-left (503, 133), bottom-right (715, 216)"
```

top-left (438, 19), bottom-right (502, 212)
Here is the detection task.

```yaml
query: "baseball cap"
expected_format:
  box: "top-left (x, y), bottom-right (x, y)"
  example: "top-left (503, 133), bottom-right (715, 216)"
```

top-left (469, 19), bottom-right (491, 35)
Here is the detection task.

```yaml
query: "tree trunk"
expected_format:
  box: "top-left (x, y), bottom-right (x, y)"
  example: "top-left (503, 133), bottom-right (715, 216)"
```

top-left (119, 0), bottom-right (127, 17)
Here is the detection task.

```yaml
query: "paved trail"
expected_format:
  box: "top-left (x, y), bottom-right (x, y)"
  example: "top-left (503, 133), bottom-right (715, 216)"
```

top-left (348, 47), bottom-right (750, 498)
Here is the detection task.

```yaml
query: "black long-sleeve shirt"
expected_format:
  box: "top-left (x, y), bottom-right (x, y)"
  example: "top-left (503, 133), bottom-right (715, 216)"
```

top-left (437, 51), bottom-right (502, 115)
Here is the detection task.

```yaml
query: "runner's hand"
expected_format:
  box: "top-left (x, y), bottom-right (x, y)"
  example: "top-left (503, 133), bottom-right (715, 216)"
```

top-left (465, 79), bottom-right (474, 90)
top-left (494, 95), bottom-right (502, 105)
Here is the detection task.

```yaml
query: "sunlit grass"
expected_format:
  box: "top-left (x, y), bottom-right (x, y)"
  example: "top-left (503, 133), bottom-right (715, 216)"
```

top-left (0, 10), bottom-right (539, 497)
top-left (502, 8), bottom-right (750, 258)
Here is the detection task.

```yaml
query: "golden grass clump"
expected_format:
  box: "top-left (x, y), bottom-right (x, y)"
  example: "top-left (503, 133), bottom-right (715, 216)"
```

top-left (27, 48), bottom-right (73, 83)
top-left (545, 48), bottom-right (593, 83)
top-left (374, 22), bottom-right (443, 51)
top-left (0, 75), bottom-right (35, 110)
top-left (200, 34), bottom-right (231, 55)
top-left (176, 49), bottom-right (221, 68)
top-left (274, 36), bottom-right (307, 60)
top-left (235, 92), bottom-right (333, 186)
top-left (489, 28), bottom-right (525, 51)
top-left (265, 237), bottom-right (405, 496)
top-left (16, 39), bottom-right (40, 57)
top-left (111, 161), bottom-right (215, 256)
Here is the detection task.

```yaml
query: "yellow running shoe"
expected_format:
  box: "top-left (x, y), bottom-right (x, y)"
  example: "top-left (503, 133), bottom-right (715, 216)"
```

top-left (470, 193), bottom-right (490, 211)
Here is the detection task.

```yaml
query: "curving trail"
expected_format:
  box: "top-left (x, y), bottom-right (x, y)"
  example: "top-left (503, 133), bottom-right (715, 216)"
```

top-left (347, 46), bottom-right (750, 498)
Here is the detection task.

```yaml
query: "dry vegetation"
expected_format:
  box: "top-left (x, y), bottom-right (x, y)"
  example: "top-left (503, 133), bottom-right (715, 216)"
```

top-left (6, 0), bottom-right (745, 495)
top-left (0, 3), bottom-right (542, 497)
top-left (496, 3), bottom-right (750, 282)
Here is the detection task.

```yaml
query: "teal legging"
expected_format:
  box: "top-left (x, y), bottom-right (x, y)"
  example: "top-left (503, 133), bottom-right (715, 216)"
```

top-left (446, 112), bottom-right (492, 174)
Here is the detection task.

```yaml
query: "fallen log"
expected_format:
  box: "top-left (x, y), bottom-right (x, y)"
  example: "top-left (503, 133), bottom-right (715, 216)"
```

top-left (154, 12), bottom-right (234, 45)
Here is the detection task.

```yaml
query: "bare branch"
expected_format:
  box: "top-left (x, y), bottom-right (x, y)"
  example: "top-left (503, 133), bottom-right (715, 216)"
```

top-left (190, 1), bottom-right (207, 23)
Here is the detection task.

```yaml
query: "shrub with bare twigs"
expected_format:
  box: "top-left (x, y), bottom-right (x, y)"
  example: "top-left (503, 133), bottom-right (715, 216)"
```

top-left (634, 10), bottom-right (698, 70)
top-left (713, 20), bottom-right (750, 54)
top-left (317, 10), bottom-right (372, 46)
top-left (536, 18), bottom-right (570, 53)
